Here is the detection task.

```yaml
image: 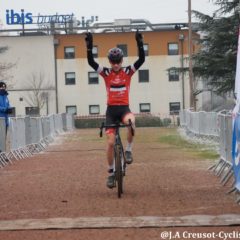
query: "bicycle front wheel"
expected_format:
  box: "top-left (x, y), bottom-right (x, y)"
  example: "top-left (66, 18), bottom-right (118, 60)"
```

top-left (115, 144), bottom-right (123, 198)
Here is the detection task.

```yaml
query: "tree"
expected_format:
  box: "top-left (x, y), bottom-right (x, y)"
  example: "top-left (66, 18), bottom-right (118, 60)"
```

top-left (0, 46), bottom-right (15, 83)
top-left (192, 0), bottom-right (239, 94)
top-left (23, 72), bottom-right (54, 114)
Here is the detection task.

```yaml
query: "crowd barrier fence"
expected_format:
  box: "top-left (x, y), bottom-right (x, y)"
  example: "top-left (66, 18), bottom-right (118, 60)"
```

top-left (0, 113), bottom-right (74, 168)
top-left (180, 109), bottom-right (240, 203)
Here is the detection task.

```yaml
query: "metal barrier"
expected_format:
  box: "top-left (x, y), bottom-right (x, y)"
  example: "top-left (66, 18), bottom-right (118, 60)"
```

top-left (0, 113), bottom-right (74, 168)
top-left (9, 117), bottom-right (26, 149)
top-left (62, 113), bottom-right (74, 131)
top-left (180, 109), bottom-right (219, 137)
top-left (180, 109), bottom-right (240, 202)
top-left (9, 117), bottom-right (30, 160)
top-left (0, 118), bottom-right (7, 168)
top-left (208, 112), bottom-right (234, 188)
top-left (48, 114), bottom-right (57, 137)
top-left (0, 118), bottom-right (6, 152)
top-left (53, 114), bottom-right (64, 134)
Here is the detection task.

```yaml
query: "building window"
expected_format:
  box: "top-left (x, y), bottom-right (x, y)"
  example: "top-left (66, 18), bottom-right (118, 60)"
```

top-left (117, 44), bottom-right (128, 57)
top-left (168, 43), bottom-right (179, 55)
top-left (140, 103), bottom-right (151, 113)
top-left (64, 47), bottom-right (75, 59)
top-left (169, 102), bottom-right (180, 115)
top-left (92, 46), bottom-right (98, 58)
top-left (25, 107), bottom-right (39, 116)
top-left (143, 44), bottom-right (149, 56)
top-left (65, 72), bottom-right (76, 85)
top-left (139, 70), bottom-right (149, 83)
top-left (169, 68), bottom-right (179, 81)
top-left (88, 72), bottom-right (99, 84)
top-left (66, 105), bottom-right (77, 115)
top-left (89, 105), bottom-right (100, 115)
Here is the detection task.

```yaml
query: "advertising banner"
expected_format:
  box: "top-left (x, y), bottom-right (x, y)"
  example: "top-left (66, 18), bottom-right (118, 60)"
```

top-left (232, 114), bottom-right (240, 190)
top-left (232, 27), bottom-right (240, 190)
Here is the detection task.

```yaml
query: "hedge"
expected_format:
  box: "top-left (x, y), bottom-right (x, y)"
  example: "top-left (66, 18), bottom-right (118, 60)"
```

top-left (74, 115), bottom-right (173, 128)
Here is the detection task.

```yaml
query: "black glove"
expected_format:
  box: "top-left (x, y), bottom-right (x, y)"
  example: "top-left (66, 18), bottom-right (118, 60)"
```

top-left (135, 30), bottom-right (143, 47)
top-left (85, 32), bottom-right (93, 50)
top-left (6, 108), bottom-right (13, 114)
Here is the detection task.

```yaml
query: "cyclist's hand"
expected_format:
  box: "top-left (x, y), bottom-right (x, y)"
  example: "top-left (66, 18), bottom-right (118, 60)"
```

top-left (6, 107), bottom-right (13, 114)
top-left (135, 30), bottom-right (143, 46)
top-left (85, 32), bottom-right (93, 49)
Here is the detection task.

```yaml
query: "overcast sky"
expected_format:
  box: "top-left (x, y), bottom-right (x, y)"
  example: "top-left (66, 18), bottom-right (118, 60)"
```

top-left (0, 0), bottom-right (218, 27)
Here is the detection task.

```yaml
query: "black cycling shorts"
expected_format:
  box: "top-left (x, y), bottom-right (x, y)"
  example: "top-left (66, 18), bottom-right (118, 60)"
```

top-left (106, 105), bottom-right (131, 127)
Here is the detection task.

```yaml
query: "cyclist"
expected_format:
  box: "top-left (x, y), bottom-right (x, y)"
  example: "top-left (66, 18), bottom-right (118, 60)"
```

top-left (85, 30), bottom-right (145, 188)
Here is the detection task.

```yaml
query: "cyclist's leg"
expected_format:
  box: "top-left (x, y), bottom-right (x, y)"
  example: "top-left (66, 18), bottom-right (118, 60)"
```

top-left (122, 112), bottom-right (135, 164)
top-left (105, 106), bottom-right (117, 188)
top-left (105, 129), bottom-right (116, 188)
top-left (106, 129), bottom-right (115, 167)
top-left (122, 112), bottom-right (135, 144)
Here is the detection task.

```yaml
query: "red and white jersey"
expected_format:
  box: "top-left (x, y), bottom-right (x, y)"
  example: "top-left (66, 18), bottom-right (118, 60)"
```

top-left (97, 65), bottom-right (136, 105)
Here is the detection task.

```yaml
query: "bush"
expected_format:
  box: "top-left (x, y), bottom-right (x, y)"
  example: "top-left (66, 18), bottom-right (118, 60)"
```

top-left (75, 117), bottom-right (105, 128)
top-left (162, 118), bottom-right (171, 127)
top-left (74, 115), bottom-right (163, 128)
top-left (135, 115), bottom-right (162, 127)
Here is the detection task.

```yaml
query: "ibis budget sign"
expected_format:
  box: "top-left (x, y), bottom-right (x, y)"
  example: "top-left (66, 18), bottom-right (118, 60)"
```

top-left (6, 9), bottom-right (74, 25)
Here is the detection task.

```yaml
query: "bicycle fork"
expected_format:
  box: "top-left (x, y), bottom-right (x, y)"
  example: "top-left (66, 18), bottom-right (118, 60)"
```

top-left (114, 135), bottom-right (126, 175)
top-left (113, 145), bottom-right (125, 179)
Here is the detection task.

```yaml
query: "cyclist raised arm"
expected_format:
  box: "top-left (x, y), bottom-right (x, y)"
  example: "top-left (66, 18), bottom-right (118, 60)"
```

top-left (85, 32), bottom-right (99, 71)
top-left (85, 30), bottom-right (145, 73)
top-left (133, 30), bottom-right (145, 71)
top-left (85, 30), bottom-right (145, 189)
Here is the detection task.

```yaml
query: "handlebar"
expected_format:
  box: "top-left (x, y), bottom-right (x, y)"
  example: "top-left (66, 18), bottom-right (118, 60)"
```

top-left (100, 119), bottom-right (134, 137)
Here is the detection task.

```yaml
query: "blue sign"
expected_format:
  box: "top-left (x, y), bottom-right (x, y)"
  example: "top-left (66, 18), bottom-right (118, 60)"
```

top-left (6, 9), bottom-right (33, 24)
top-left (5, 9), bottom-right (99, 29)
top-left (6, 9), bottom-right (74, 25)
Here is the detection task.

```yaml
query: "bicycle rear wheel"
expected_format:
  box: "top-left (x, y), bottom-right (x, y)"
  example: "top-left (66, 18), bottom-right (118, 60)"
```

top-left (115, 144), bottom-right (123, 198)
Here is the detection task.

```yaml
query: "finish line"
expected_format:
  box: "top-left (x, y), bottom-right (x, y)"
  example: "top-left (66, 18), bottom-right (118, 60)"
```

top-left (0, 214), bottom-right (240, 231)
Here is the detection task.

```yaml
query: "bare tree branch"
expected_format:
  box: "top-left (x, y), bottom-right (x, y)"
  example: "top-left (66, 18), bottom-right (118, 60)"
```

top-left (23, 72), bottom-right (54, 111)
top-left (0, 46), bottom-right (16, 83)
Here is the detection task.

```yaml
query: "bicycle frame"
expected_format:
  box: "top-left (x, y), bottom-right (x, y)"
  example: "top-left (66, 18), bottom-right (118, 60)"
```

top-left (114, 126), bottom-right (126, 177)
top-left (99, 119), bottom-right (134, 198)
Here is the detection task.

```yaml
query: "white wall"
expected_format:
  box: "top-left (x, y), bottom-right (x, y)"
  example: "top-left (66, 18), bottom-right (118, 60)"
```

top-left (0, 35), bottom-right (56, 116)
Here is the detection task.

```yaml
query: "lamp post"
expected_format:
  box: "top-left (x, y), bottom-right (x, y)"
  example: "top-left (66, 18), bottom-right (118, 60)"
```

top-left (53, 38), bottom-right (59, 113)
top-left (179, 33), bottom-right (185, 110)
top-left (188, 0), bottom-right (195, 110)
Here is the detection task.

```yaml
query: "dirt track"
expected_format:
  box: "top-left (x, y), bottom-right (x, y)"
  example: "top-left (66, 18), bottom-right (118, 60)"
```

top-left (0, 127), bottom-right (240, 239)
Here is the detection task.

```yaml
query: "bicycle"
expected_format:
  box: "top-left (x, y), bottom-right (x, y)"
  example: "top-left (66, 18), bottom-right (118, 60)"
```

top-left (100, 119), bottom-right (134, 198)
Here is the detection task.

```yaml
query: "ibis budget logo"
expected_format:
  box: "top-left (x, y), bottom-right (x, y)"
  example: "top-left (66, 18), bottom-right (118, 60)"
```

top-left (5, 9), bottom-right (75, 25)
top-left (6, 9), bottom-right (33, 24)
